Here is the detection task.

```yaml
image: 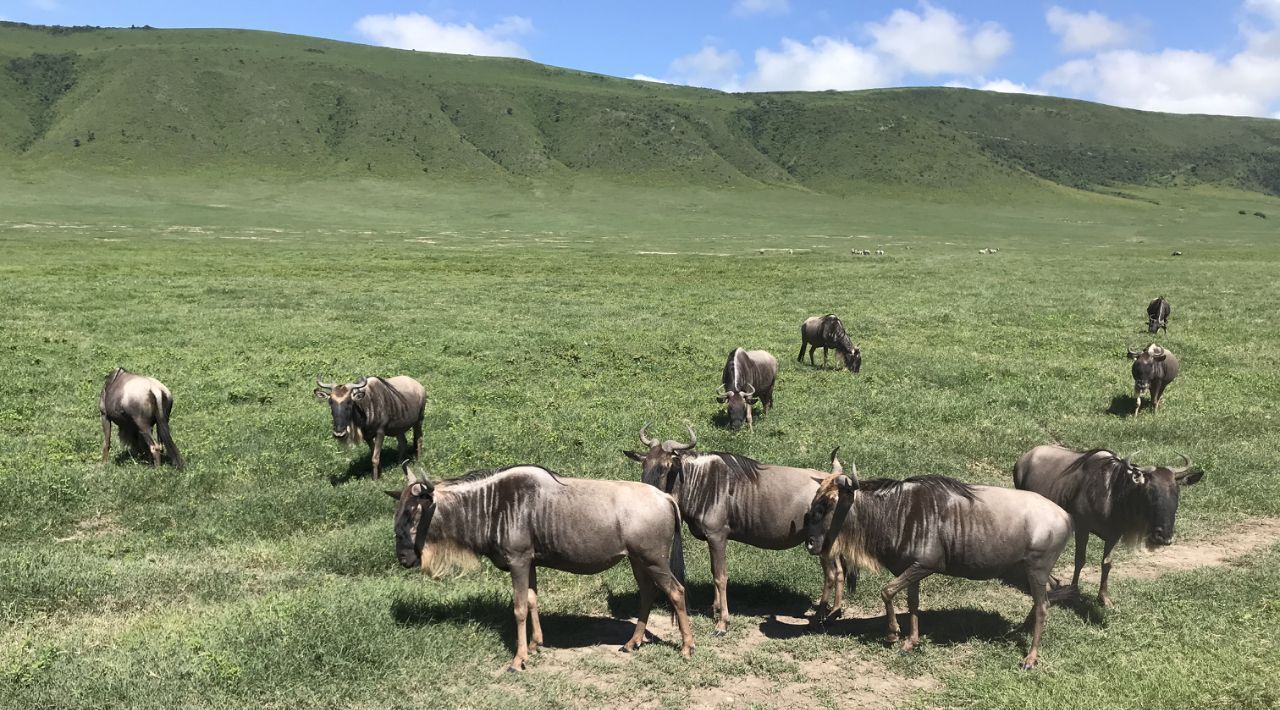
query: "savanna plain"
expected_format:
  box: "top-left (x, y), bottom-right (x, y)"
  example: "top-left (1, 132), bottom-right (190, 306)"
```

top-left (2, 173), bottom-right (1279, 709)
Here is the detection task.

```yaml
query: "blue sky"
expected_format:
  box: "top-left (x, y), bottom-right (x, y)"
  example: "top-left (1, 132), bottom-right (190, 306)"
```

top-left (4, 1), bottom-right (1280, 117)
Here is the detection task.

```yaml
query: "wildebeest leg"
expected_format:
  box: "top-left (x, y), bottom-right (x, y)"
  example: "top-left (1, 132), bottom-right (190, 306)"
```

top-left (745, 406), bottom-right (753, 432)
top-left (822, 347), bottom-right (829, 368)
top-left (798, 341), bottom-right (808, 363)
top-left (901, 580), bottom-right (923, 651)
top-left (809, 346), bottom-right (817, 366)
top-left (370, 432), bottom-right (385, 480)
top-left (412, 419), bottom-right (423, 461)
top-left (622, 558), bottom-right (657, 652)
top-left (133, 418), bottom-right (161, 467)
top-left (1133, 390), bottom-right (1143, 416)
top-left (708, 534), bottom-right (731, 635)
top-left (1021, 575), bottom-right (1050, 670)
top-left (508, 561), bottom-right (532, 672)
top-left (1071, 527), bottom-right (1090, 589)
top-left (881, 563), bottom-right (932, 644)
top-left (395, 433), bottom-right (409, 463)
top-left (1152, 382), bottom-right (1165, 413)
top-left (1098, 538), bottom-right (1119, 607)
top-left (648, 560), bottom-right (695, 658)
top-left (816, 554), bottom-right (843, 621)
top-left (527, 567), bottom-right (543, 655)
top-left (100, 416), bottom-right (113, 463)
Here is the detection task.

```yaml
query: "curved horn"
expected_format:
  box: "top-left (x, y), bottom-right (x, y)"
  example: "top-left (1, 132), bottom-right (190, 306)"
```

top-left (316, 376), bottom-right (336, 389)
top-left (715, 383), bottom-right (727, 395)
top-left (742, 382), bottom-right (756, 397)
top-left (829, 447), bottom-right (843, 476)
top-left (350, 375), bottom-right (369, 390)
top-left (1123, 450), bottom-right (1142, 464)
top-left (402, 460), bottom-right (417, 486)
top-left (639, 422), bottom-right (656, 448)
top-left (1126, 346), bottom-right (1142, 359)
top-left (1171, 452), bottom-right (1193, 475)
top-left (663, 424), bottom-right (698, 452)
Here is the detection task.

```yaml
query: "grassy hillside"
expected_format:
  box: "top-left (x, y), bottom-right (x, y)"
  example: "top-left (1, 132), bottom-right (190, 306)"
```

top-left (3, 21), bottom-right (1280, 198)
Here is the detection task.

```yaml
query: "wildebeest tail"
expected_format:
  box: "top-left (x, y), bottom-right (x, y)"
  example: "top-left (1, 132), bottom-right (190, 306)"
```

top-left (1047, 577), bottom-right (1078, 603)
top-left (669, 500), bottom-right (686, 586)
top-left (153, 389), bottom-right (184, 470)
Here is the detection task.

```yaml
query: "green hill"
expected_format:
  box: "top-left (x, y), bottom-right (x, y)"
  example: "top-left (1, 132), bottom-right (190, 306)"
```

top-left (3, 21), bottom-right (1280, 197)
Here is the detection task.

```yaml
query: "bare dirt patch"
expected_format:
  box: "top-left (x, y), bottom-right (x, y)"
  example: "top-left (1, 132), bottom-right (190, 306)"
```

top-left (1065, 517), bottom-right (1280, 583)
top-left (54, 513), bottom-right (124, 543)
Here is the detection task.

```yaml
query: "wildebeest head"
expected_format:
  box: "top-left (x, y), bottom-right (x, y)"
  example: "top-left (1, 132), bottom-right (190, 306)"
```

top-left (805, 449), bottom-right (855, 555)
top-left (716, 383), bottom-right (757, 431)
top-left (841, 345), bottom-right (862, 374)
top-left (314, 376), bottom-right (369, 440)
top-left (623, 422), bottom-right (697, 492)
top-left (1122, 452), bottom-right (1203, 546)
top-left (1147, 297), bottom-right (1169, 334)
top-left (1127, 346), bottom-right (1167, 394)
top-left (386, 462), bottom-right (436, 569)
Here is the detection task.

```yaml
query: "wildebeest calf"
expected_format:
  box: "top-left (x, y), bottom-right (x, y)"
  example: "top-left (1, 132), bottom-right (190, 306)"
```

top-left (1127, 344), bottom-right (1178, 415)
top-left (805, 455), bottom-right (1072, 670)
top-left (99, 367), bottom-right (184, 469)
top-left (388, 462), bottom-right (694, 672)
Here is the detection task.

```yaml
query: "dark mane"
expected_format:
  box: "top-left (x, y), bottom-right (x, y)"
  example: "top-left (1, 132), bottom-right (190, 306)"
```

top-left (369, 375), bottom-right (408, 403)
top-left (707, 452), bottom-right (763, 482)
top-left (444, 465), bottom-right (567, 486)
top-left (721, 348), bottom-right (743, 389)
top-left (857, 475), bottom-right (977, 501)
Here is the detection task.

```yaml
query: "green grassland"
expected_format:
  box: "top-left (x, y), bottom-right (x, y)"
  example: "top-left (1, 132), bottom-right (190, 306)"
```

top-left (2, 21), bottom-right (1280, 710)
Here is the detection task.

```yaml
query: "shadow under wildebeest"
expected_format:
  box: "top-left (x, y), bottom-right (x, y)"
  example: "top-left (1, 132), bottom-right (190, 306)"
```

top-left (607, 579), bottom-right (816, 623)
top-left (760, 606), bottom-right (1015, 647)
top-left (390, 595), bottom-right (662, 654)
top-left (1106, 394), bottom-right (1137, 417)
top-left (328, 449), bottom-right (415, 486)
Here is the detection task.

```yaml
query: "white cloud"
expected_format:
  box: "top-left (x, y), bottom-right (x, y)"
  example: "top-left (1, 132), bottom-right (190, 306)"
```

top-left (631, 74), bottom-right (671, 84)
top-left (670, 46), bottom-right (742, 87)
top-left (353, 13), bottom-right (533, 58)
top-left (1042, 2), bottom-right (1280, 116)
top-left (1046, 6), bottom-right (1134, 53)
top-left (867, 2), bottom-right (1011, 76)
top-left (947, 78), bottom-right (1047, 95)
top-left (745, 37), bottom-right (895, 91)
top-left (733, 0), bottom-right (790, 17)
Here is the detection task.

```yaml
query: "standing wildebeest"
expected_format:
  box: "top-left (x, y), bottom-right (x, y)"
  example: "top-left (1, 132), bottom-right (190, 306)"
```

top-left (716, 348), bottom-right (778, 431)
top-left (1126, 344), bottom-right (1178, 415)
top-left (388, 462), bottom-right (694, 672)
top-left (799, 314), bottom-right (862, 373)
top-left (1014, 445), bottom-right (1203, 607)
top-left (805, 455), bottom-right (1072, 670)
top-left (624, 424), bottom-right (852, 634)
top-left (314, 375), bottom-right (425, 480)
top-left (99, 367), bottom-right (184, 469)
top-left (1146, 296), bottom-right (1170, 334)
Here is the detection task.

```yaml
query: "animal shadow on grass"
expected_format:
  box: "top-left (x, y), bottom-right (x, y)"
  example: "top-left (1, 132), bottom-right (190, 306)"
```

top-left (391, 596), bottom-right (638, 653)
top-left (606, 580), bottom-right (816, 623)
top-left (708, 410), bottom-right (770, 431)
top-left (1106, 394), bottom-right (1137, 417)
top-left (328, 449), bottom-right (415, 486)
top-left (761, 606), bottom-right (1015, 648)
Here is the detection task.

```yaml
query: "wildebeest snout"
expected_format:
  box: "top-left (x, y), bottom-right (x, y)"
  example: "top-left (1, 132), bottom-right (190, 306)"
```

top-left (397, 550), bottom-right (420, 568)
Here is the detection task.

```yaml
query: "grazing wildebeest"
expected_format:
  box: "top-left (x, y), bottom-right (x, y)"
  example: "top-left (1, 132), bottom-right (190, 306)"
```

top-left (1126, 344), bottom-right (1178, 415)
top-left (388, 462), bottom-right (694, 672)
top-left (716, 348), bottom-right (778, 431)
top-left (805, 455), bottom-right (1072, 670)
top-left (99, 367), bottom-right (184, 469)
top-left (1146, 296), bottom-right (1170, 334)
top-left (624, 425), bottom-right (853, 634)
top-left (799, 314), bottom-right (862, 373)
top-left (314, 375), bottom-right (425, 480)
top-left (1014, 445), bottom-right (1203, 607)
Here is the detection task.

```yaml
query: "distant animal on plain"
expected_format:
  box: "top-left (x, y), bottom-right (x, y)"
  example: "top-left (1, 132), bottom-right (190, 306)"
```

top-left (315, 375), bottom-right (425, 479)
top-left (1126, 344), bottom-right (1178, 415)
top-left (805, 454), bottom-right (1072, 670)
top-left (1014, 445), bottom-right (1203, 606)
top-left (1146, 296), bottom-right (1170, 334)
top-left (799, 314), bottom-right (862, 373)
top-left (716, 348), bottom-right (778, 431)
top-left (388, 462), bottom-right (694, 672)
top-left (625, 426), bottom-right (853, 633)
top-left (99, 367), bottom-right (184, 469)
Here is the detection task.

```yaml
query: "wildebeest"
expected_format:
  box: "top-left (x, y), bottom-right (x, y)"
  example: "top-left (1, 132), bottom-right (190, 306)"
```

top-left (314, 375), bottom-right (425, 479)
top-left (799, 314), bottom-right (862, 373)
top-left (805, 455), bottom-right (1072, 670)
top-left (388, 462), bottom-right (694, 672)
top-left (716, 348), bottom-right (777, 431)
top-left (1014, 445), bottom-right (1203, 606)
top-left (1146, 296), bottom-right (1170, 334)
top-left (99, 367), bottom-right (184, 469)
top-left (625, 425), bottom-right (853, 634)
top-left (1126, 344), bottom-right (1178, 415)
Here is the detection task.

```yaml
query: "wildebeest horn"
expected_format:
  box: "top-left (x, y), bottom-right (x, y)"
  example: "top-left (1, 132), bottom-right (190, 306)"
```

top-left (829, 447), bottom-right (842, 475)
top-left (742, 383), bottom-right (756, 397)
top-left (402, 461), bottom-right (417, 485)
top-left (715, 384), bottom-right (727, 395)
top-left (1126, 347), bottom-right (1142, 359)
top-left (316, 376), bottom-right (335, 389)
top-left (639, 422), bottom-right (656, 448)
top-left (350, 376), bottom-right (369, 390)
top-left (663, 424), bottom-right (697, 452)
top-left (1171, 452), bottom-right (1193, 475)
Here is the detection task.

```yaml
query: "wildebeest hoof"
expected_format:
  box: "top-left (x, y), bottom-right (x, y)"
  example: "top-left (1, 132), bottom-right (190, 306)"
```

top-left (710, 629), bottom-right (728, 638)
top-left (506, 664), bottom-right (523, 673)
top-left (619, 645), bottom-right (633, 653)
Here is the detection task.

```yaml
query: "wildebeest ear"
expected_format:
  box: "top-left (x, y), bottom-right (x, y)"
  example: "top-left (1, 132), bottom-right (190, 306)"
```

top-left (622, 450), bottom-right (645, 462)
top-left (409, 482), bottom-right (432, 499)
top-left (384, 490), bottom-right (401, 500)
top-left (351, 388), bottom-right (367, 400)
top-left (1177, 470), bottom-right (1204, 486)
top-left (313, 388), bottom-right (329, 400)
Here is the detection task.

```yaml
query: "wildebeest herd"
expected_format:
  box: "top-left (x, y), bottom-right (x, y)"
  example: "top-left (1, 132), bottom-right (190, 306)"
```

top-left (98, 302), bottom-right (1202, 672)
